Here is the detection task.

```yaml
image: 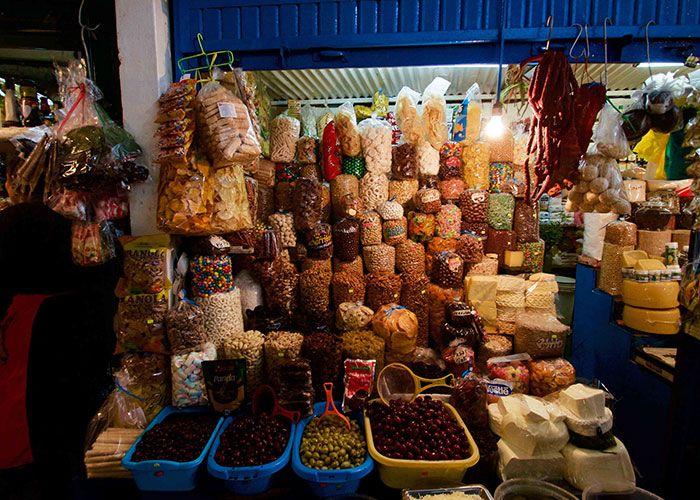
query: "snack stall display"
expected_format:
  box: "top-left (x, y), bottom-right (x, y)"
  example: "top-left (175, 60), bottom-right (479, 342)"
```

top-left (5, 9), bottom-right (700, 498)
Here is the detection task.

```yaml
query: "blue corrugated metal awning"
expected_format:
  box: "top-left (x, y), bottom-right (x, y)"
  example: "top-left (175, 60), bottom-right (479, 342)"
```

top-left (171, 0), bottom-right (700, 73)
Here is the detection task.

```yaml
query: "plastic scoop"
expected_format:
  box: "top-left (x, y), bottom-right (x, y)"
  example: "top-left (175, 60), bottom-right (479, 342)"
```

top-left (319, 382), bottom-right (351, 430)
top-left (252, 385), bottom-right (300, 423)
top-left (377, 363), bottom-right (454, 405)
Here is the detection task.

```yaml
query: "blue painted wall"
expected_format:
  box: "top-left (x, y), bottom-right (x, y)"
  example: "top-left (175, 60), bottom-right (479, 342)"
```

top-left (172, 0), bottom-right (700, 72)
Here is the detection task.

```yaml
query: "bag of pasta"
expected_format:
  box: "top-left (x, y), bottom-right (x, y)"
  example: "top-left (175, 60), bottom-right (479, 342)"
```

top-left (421, 77), bottom-right (451, 150)
top-left (335, 102), bottom-right (362, 156)
top-left (270, 112), bottom-right (300, 163)
top-left (196, 80), bottom-right (261, 167)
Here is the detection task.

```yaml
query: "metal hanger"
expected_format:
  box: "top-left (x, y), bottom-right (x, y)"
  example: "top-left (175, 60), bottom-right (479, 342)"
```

top-left (602, 18), bottom-right (612, 86)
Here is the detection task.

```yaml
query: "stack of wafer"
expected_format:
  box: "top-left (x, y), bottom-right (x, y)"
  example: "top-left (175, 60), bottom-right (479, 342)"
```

top-left (84, 427), bottom-right (142, 479)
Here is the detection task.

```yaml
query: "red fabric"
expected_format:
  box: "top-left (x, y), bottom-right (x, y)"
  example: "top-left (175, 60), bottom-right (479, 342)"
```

top-left (0, 294), bottom-right (49, 469)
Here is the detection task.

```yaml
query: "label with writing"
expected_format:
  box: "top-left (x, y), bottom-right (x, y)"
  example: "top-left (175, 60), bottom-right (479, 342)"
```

top-left (218, 102), bottom-right (237, 118)
top-left (202, 359), bottom-right (246, 413)
top-left (421, 190), bottom-right (440, 203)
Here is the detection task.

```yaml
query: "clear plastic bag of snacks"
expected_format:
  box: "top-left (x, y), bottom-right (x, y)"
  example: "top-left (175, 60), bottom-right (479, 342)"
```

top-left (487, 353), bottom-right (531, 394)
top-left (337, 302), bottom-right (374, 331)
top-left (332, 218), bottom-right (360, 262)
top-left (421, 77), bottom-right (451, 150)
top-left (432, 251), bottom-right (464, 288)
top-left (462, 141), bottom-right (490, 189)
top-left (594, 102), bottom-right (631, 159)
top-left (395, 86), bottom-right (425, 145)
top-left (294, 176), bottom-right (323, 231)
top-left (359, 117), bottom-right (392, 174)
top-left (166, 299), bottom-right (208, 355)
top-left (335, 102), bottom-right (362, 156)
top-left (439, 141), bottom-right (463, 178)
top-left (171, 342), bottom-right (217, 407)
top-left (365, 273), bottom-right (402, 311)
top-left (436, 203), bottom-right (462, 238)
top-left (296, 136), bottom-right (317, 164)
top-left (528, 358), bottom-right (575, 396)
top-left (371, 304), bottom-right (418, 364)
top-left (196, 80), bottom-right (261, 167)
top-left (270, 112), bottom-right (300, 163)
top-left (416, 141), bottom-right (439, 176)
top-left (322, 121), bottom-right (342, 181)
top-left (116, 292), bottom-right (169, 354)
top-left (71, 220), bottom-right (115, 266)
top-left (407, 211), bottom-right (436, 243)
top-left (360, 172), bottom-right (389, 210)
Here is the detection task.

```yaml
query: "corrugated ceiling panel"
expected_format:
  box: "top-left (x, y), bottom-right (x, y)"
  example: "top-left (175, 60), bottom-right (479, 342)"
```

top-left (254, 63), bottom-right (691, 101)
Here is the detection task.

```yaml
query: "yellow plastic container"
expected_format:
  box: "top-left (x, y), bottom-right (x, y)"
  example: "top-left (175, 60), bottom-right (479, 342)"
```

top-left (364, 399), bottom-right (480, 489)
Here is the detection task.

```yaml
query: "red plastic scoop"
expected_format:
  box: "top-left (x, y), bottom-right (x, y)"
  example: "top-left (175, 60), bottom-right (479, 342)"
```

top-left (319, 382), bottom-right (351, 430)
top-left (252, 385), bottom-right (300, 423)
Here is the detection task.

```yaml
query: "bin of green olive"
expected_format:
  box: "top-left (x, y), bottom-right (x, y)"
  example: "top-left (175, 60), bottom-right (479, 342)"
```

top-left (300, 416), bottom-right (366, 470)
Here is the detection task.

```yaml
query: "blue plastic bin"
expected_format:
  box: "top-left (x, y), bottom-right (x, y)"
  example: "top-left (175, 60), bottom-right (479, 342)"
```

top-left (207, 415), bottom-right (295, 495)
top-left (121, 406), bottom-right (224, 491)
top-left (291, 402), bottom-right (374, 498)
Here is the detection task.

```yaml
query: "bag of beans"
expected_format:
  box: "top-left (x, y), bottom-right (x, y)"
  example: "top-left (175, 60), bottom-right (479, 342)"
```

top-left (299, 268), bottom-right (332, 314)
top-left (332, 218), bottom-right (360, 262)
top-left (400, 272), bottom-right (430, 347)
top-left (395, 240), bottom-right (426, 275)
top-left (336, 302), bottom-right (374, 331)
top-left (166, 299), bottom-right (207, 355)
top-left (294, 177), bottom-right (323, 231)
top-left (456, 232), bottom-right (484, 263)
top-left (365, 273), bottom-right (402, 311)
top-left (371, 304), bottom-right (418, 364)
top-left (363, 244), bottom-right (395, 274)
top-left (332, 271), bottom-right (366, 306)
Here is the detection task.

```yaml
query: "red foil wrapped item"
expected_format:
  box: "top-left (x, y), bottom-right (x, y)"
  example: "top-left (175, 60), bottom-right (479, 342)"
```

top-left (322, 121), bottom-right (342, 181)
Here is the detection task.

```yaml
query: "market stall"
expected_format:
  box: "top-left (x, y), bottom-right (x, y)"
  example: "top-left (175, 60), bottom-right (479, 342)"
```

top-left (3, 1), bottom-right (700, 499)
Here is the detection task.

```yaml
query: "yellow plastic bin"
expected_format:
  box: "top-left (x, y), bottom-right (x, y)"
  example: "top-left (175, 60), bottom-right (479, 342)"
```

top-left (364, 399), bottom-right (479, 489)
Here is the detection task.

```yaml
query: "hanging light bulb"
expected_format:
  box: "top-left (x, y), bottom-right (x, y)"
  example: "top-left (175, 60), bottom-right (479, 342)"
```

top-left (484, 101), bottom-right (506, 140)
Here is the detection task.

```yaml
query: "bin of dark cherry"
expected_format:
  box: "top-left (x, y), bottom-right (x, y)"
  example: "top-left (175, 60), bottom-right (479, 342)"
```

top-left (131, 413), bottom-right (220, 462)
top-left (214, 414), bottom-right (290, 467)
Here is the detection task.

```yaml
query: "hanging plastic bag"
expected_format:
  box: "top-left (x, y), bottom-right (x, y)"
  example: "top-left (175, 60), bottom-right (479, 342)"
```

top-left (453, 83), bottom-right (481, 143)
top-left (335, 102), bottom-right (362, 156)
top-left (567, 154), bottom-right (631, 215)
top-left (71, 220), bottom-right (116, 266)
top-left (301, 104), bottom-right (318, 138)
top-left (594, 103), bottom-right (631, 159)
top-left (196, 80), bottom-right (261, 167)
top-left (395, 86), bottom-right (425, 145)
top-left (421, 77), bottom-right (451, 150)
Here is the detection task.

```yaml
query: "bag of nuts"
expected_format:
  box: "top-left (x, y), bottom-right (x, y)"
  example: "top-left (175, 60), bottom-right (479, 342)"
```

top-left (332, 271), bottom-right (366, 306)
top-left (166, 299), bottom-right (207, 355)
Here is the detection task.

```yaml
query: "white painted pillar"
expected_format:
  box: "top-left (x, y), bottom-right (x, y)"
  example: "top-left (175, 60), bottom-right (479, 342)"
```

top-left (115, 0), bottom-right (172, 236)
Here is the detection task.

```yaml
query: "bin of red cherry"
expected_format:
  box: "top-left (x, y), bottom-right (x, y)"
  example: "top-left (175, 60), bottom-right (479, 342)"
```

top-left (364, 396), bottom-right (479, 489)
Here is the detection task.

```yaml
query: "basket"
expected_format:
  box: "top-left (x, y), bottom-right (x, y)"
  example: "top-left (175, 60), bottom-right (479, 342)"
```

top-left (207, 415), bottom-right (295, 495)
top-left (291, 402), bottom-right (374, 498)
top-left (364, 398), bottom-right (479, 489)
top-left (121, 406), bottom-right (224, 491)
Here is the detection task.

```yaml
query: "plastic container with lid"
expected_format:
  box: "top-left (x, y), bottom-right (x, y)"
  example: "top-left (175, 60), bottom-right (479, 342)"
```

top-left (364, 398), bottom-right (479, 489)
top-left (494, 479), bottom-right (577, 500)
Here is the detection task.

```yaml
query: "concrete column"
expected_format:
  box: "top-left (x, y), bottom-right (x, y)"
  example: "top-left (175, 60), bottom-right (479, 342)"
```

top-left (115, 0), bottom-right (171, 235)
